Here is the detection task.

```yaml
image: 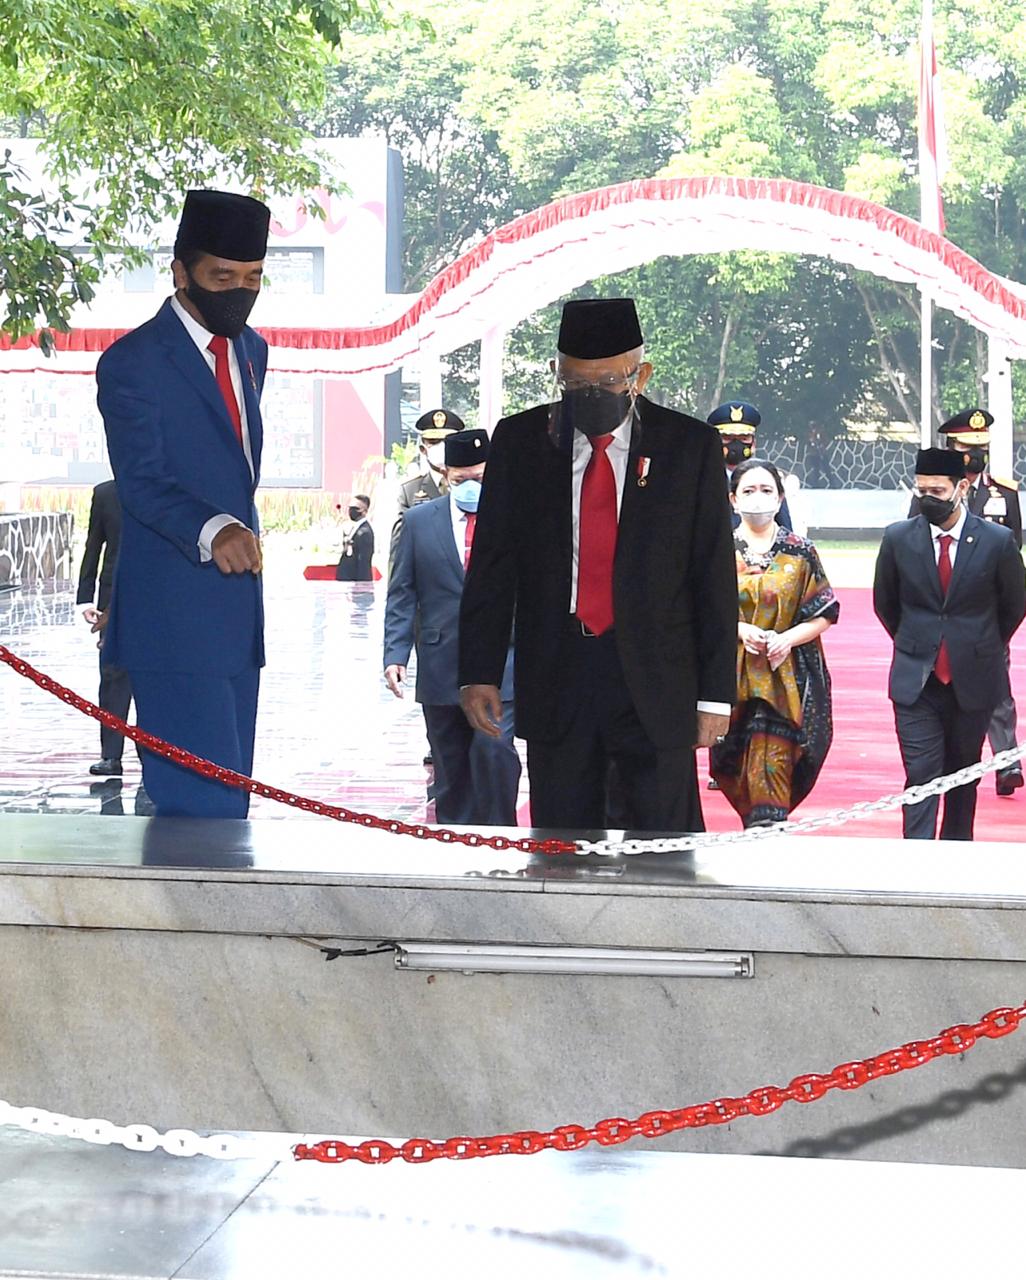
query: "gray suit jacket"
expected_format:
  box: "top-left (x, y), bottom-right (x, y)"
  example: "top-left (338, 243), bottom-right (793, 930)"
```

top-left (384, 496), bottom-right (514, 706)
top-left (873, 512), bottom-right (1026, 710)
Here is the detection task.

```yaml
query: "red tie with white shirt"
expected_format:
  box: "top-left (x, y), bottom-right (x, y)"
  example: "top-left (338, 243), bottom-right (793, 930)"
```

top-left (463, 512), bottom-right (477, 571)
top-left (934, 533), bottom-right (953, 684)
top-left (207, 335), bottom-right (244, 447)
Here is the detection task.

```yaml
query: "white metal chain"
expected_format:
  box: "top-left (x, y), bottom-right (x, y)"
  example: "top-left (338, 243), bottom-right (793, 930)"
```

top-left (0, 1097), bottom-right (296, 1161)
top-left (576, 743), bottom-right (1026, 856)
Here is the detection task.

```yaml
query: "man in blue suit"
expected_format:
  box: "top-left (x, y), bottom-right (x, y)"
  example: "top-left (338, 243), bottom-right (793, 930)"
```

top-left (384, 429), bottom-right (521, 826)
top-left (96, 189), bottom-right (270, 818)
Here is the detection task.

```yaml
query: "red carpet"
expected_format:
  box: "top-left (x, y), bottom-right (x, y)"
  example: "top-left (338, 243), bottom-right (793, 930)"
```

top-left (697, 587), bottom-right (1026, 840)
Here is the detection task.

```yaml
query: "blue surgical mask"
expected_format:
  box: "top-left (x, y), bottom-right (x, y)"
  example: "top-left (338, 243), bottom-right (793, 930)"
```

top-left (452, 479), bottom-right (482, 513)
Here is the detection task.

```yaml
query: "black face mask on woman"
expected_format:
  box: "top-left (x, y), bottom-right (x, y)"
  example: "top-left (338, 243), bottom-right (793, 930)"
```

top-left (186, 274), bottom-right (259, 339)
top-left (558, 386), bottom-right (634, 439)
top-left (919, 493), bottom-right (959, 526)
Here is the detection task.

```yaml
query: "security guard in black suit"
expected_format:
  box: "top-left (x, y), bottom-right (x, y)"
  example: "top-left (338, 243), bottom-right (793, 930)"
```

top-left (76, 479), bottom-right (135, 776)
top-left (708, 402), bottom-right (793, 532)
top-left (909, 408), bottom-right (1024, 796)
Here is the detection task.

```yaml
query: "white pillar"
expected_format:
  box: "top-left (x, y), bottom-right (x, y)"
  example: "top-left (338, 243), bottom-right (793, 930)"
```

top-left (919, 288), bottom-right (933, 448)
top-left (419, 348), bottom-right (443, 411)
top-left (985, 336), bottom-right (1014, 480)
top-left (478, 327), bottom-right (505, 433)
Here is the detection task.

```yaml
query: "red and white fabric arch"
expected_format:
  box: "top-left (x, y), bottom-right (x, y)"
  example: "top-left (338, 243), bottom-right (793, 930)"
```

top-left (4, 176), bottom-right (1026, 374)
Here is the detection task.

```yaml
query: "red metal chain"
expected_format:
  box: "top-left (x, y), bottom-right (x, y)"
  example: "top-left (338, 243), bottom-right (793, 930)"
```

top-left (0, 644), bottom-right (575, 856)
top-left (292, 1001), bottom-right (1025, 1164)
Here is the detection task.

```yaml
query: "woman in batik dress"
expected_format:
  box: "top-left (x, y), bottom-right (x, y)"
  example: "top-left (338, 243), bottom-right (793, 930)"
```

top-left (710, 460), bottom-right (839, 827)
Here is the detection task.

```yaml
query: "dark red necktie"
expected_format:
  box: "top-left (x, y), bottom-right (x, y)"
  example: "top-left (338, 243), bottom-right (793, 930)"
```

top-left (576, 434), bottom-right (617, 634)
top-left (463, 512), bottom-right (476, 570)
top-left (207, 335), bottom-right (243, 446)
top-left (935, 533), bottom-right (953, 684)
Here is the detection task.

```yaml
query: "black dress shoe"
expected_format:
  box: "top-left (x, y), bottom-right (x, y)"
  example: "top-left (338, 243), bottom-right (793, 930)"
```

top-left (423, 753), bottom-right (434, 766)
top-left (996, 767), bottom-right (1024, 797)
top-left (89, 759), bottom-right (123, 777)
top-left (707, 778), bottom-right (721, 791)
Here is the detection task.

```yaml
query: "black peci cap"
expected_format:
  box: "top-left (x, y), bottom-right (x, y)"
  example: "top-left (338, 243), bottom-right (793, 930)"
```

top-left (557, 299), bottom-right (643, 359)
top-left (915, 447), bottom-right (966, 479)
top-left (174, 190), bottom-right (271, 263)
top-left (444, 428), bottom-right (489, 467)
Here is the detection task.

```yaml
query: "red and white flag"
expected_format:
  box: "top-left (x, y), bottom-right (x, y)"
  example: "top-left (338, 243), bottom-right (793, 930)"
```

top-left (918, 0), bottom-right (948, 233)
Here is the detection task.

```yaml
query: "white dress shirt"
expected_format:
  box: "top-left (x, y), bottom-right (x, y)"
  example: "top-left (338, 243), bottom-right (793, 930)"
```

top-left (929, 503), bottom-right (967, 565)
top-left (569, 418), bottom-right (729, 718)
top-left (169, 295), bottom-right (255, 561)
top-left (449, 495), bottom-right (475, 566)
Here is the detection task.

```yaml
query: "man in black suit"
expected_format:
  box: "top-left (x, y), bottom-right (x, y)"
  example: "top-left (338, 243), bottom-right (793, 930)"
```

top-left (908, 409), bottom-right (1024, 795)
top-left (384, 429), bottom-right (520, 825)
top-left (76, 479), bottom-right (135, 776)
top-left (875, 447), bottom-right (1026, 840)
top-left (459, 298), bottom-right (737, 832)
top-left (708, 402), bottom-right (793, 532)
top-left (336, 493), bottom-right (374, 581)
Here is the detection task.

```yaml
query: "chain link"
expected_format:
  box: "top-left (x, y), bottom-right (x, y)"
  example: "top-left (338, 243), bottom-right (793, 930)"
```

top-left (0, 644), bottom-right (576, 857)
top-left (2, 641), bottom-right (1023, 857)
top-left (2, 1001), bottom-right (1021, 1166)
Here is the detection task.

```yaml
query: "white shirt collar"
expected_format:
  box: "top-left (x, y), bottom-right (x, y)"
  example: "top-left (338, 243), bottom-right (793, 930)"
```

top-left (170, 292), bottom-right (217, 353)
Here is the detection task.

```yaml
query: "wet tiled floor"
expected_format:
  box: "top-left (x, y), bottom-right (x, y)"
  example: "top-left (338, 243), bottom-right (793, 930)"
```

top-left (0, 571), bottom-right (505, 822)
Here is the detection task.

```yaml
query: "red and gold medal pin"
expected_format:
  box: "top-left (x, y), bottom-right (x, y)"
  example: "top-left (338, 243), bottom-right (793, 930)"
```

top-left (637, 456), bottom-right (651, 487)
top-left (247, 359), bottom-right (258, 392)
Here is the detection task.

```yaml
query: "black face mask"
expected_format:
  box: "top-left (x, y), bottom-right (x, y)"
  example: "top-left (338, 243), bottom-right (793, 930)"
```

top-left (185, 274), bottom-right (259, 339)
top-left (964, 448), bottom-right (988, 475)
top-left (558, 386), bottom-right (634, 439)
top-left (919, 493), bottom-right (958, 526)
top-left (724, 439), bottom-right (752, 467)
top-left (348, 507), bottom-right (366, 521)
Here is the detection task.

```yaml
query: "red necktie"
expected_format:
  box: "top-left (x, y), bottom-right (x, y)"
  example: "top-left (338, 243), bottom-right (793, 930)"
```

top-left (576, 434), bottom-right (617, 635)
top-left (207, 335), bottom-right (243, 446)
top-left (463, 512), bottom-right (476, 571)
top-left (935, 533), bottom-right (953, 684)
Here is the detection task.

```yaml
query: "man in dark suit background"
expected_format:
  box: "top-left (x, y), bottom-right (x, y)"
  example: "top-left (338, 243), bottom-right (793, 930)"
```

top-left (97, 189), bottom-right (269, 818)
top-left (459, 298), bottom-right (737, 832)
top-left (76, 479), bottom-right (135, 776)
top-left (336, 493), bottom-right (375, 581)
top-left (875, 446), bottom-right (1026, 840)
top-left (910, 408), bottom-right (1023, 796)
top-left (384, 428), bottom-right (520, 825)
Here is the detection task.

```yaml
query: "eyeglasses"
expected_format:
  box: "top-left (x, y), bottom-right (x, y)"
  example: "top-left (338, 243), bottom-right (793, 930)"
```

top-left (554, 367), bottom-right (641, 394)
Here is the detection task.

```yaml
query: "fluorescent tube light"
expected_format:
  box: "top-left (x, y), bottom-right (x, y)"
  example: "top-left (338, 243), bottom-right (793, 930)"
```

top-left (395, 944), bottom-right (753, 978)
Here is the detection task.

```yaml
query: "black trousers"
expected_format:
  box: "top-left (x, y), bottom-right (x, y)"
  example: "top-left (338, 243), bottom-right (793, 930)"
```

top-left (422, 701), bottom-right (521, 826)
top-left (526, 628), bottom-right (701, 834)
top-left (987, 649), bottom-right (1020, 772)
top-left (98, 662), bottom-right (135, 762)
top-left (894, 674), bottom-right (992, 840)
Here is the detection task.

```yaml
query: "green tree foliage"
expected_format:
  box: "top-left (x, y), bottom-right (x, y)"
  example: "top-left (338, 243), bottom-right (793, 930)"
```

top-left (0, 0), bottom-right (385, 341)
top-left (314, 0), bottom-right (1026, 440)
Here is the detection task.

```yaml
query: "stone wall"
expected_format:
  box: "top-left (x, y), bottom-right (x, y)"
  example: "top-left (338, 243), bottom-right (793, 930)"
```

top-left (0, 513), bottom-right (74, 592)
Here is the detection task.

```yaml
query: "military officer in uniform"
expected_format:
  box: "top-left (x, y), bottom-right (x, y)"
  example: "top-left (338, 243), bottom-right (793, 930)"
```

top-left (390, 409), bottom-right (464, 557)
top-left (708, 402), bottom-right (793, 532)
top-left (911, 408), bottom-right (1023, 795)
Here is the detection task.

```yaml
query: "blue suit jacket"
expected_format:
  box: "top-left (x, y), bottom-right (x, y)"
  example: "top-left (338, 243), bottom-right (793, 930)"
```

top-left (384, 496), bottom-right (514, 706)
top-left (96, 298), bottom-right (266, 676)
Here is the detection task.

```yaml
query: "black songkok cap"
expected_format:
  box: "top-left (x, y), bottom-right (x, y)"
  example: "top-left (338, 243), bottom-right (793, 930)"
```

top-left (174, 190), bottom-right (271, 262)
top-left (915, 447), bottom-right (966, 479)
top-left (557, 298), bottom-right (643, 359)
top-left (444, 428), bottom-right (489, 467)
top-left (415, 408), bottom-right (465, 440)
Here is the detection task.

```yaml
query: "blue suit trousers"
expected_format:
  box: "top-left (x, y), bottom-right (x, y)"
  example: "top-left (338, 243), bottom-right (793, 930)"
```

top-left (130, 668), bottom-right (260, 818)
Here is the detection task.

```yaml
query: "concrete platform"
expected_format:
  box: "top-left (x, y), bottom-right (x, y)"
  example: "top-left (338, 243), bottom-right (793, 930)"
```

top-left (2, 814), bottom-right (1026, 1170)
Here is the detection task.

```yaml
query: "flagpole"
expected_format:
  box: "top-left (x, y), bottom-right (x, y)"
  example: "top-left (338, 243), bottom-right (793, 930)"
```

top-left (920, 289), bottom-right (933, 448)
top-left (918, 0), bottom-right (940, 447)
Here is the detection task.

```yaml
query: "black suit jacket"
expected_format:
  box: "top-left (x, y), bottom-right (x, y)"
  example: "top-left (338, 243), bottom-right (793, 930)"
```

top-left (873, 513), bottom-right (1026, 710)
top-left (336, 521), bottom-right (375, 581)
top-left (76, 480), bottom-right (121, 613)
top-left (458, 397), bottom-right (738, 749)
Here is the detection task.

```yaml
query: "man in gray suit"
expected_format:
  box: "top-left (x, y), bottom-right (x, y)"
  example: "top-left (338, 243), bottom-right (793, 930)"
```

top-left (383, 429), bottom-right (520, 825)
top-left (874, 447), bottom-right (1026, 840)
